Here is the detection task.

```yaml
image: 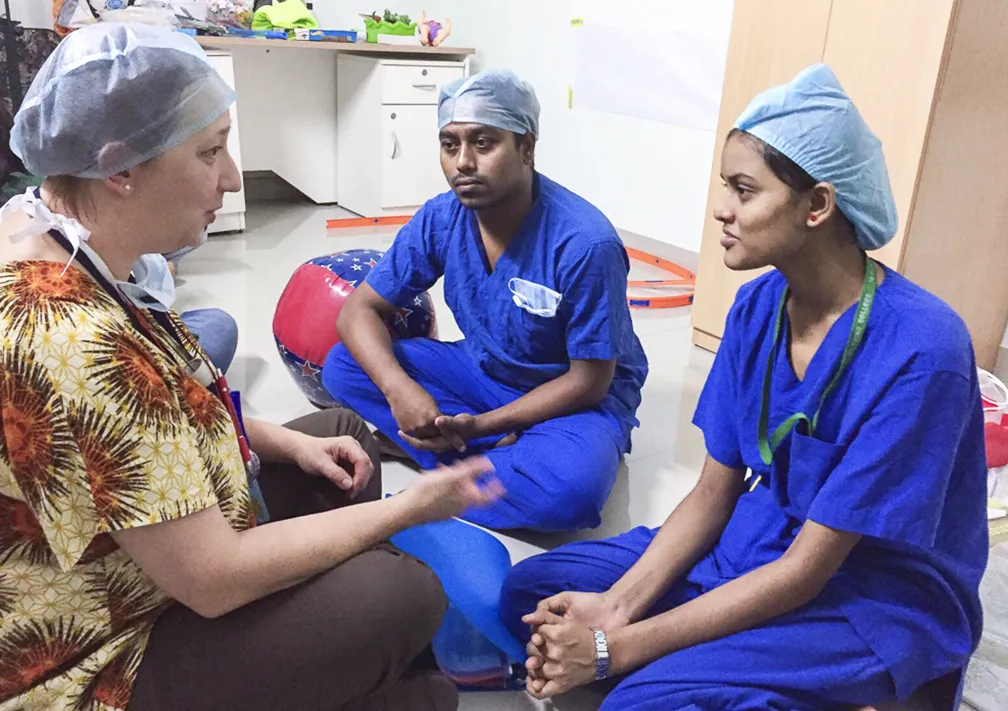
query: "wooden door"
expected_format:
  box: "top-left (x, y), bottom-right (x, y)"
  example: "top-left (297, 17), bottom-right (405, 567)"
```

top-left (691, 0), bottom-right (834, 351)
top-left (898, 0), bottom-right (1008, 368)
top-left (821, 0), bottom-right (955, 269)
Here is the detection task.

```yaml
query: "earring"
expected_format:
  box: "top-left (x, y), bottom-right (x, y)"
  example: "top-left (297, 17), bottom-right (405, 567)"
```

top-left (124, 185), bottom-right (133, 193)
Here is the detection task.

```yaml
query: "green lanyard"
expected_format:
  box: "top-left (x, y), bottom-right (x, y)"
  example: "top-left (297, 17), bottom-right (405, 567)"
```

top-left (757, 258), bottom-right (878, 467)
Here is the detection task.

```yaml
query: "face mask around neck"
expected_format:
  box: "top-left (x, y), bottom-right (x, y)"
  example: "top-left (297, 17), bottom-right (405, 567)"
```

top-left (0, 188), bottom-right (177, 311)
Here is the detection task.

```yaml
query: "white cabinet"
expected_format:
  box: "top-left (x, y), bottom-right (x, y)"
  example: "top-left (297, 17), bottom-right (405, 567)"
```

top-left (338, 56), bottom-right (465, 217)
top-left (204, 51), bottom-right (247, 234)
top-left (380, 105), bottom-right (447, 209)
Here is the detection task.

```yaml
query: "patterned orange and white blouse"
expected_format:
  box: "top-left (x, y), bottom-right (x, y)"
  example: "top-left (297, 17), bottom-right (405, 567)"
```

top-left (0, 260), bottom-right (253, 710)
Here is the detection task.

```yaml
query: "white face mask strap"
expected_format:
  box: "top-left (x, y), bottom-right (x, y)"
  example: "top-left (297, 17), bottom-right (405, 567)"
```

top-left (58, 244), bottom-right (81, 279)
top-left (1, 189), bottom-right (90, 275)
top-left (3, 189), bottom-right (175, 311)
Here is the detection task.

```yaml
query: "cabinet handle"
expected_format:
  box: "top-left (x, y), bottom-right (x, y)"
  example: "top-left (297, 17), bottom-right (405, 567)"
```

top-left (411, 83), bottom-right (437, 90)
top-left (391, 131), bottom-right (399, 160)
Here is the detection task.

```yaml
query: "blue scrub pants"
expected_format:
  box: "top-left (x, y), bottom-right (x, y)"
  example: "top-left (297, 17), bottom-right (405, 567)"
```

top-left (181, 308), bottom-right (239, 375)
top-left (499, 527), bottom-right (897, 710)
top-left (322, 339), bottom-right (625, 531)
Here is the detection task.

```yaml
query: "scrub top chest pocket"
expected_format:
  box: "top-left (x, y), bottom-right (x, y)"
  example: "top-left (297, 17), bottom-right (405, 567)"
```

top-left (782, 430), bottom-right (846, 518)
top-left (506, 277), bottom-right (566, 361)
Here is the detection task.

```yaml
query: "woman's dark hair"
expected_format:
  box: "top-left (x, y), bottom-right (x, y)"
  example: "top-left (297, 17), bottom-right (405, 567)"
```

top-left (727, 128), bottom-right (817, 194)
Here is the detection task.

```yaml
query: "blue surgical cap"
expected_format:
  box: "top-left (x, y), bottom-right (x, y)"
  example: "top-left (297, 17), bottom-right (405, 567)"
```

top-left (734, 63), bottom-right (898, 251)
top-left (12, 23), bottom-right (235, 179)
top-left (438, 69), bottom-right (540, 137)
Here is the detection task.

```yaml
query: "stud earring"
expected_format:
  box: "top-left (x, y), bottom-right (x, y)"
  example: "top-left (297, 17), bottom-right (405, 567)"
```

top-left (124, 185), bottom-right (133, 193)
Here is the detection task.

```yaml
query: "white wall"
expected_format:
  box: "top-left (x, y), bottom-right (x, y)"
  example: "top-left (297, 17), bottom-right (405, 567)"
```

top-left (11, 0), bottom-right (732, 252)
top-left (314, 0), bottom-right (734, 252)
top-left (7, 0), bottom-right (52, 28)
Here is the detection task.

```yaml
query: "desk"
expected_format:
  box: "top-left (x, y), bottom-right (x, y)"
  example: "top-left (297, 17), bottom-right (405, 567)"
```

top-left (196, 37), bottom-right (474, 222)
top-left (196, 36), bottom-right (475, 59)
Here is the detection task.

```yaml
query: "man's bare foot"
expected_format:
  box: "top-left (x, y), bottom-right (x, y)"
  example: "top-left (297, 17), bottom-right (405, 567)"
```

top-left (494, 432), bottom-right (518, 448)
top-left (375, 430), bottom-right (411, 459)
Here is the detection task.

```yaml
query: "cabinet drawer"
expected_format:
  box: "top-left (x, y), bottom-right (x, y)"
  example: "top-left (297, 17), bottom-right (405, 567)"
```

top-left (381, 64), bottom-right (464, 105)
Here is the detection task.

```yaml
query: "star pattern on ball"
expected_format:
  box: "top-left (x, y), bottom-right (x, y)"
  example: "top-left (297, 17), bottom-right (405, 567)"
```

top-left (394, 307), bottom-right (413, 328)
top-left (275, 249), bottom-right (436, 407)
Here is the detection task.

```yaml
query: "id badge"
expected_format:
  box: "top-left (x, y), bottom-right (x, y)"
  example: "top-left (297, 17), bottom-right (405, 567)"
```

top-left (231, 389), bottom-right (270, 525)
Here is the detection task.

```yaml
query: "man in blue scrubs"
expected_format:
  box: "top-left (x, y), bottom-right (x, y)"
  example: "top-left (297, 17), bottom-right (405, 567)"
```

top-left (322, 70), bottom-right (648, 532)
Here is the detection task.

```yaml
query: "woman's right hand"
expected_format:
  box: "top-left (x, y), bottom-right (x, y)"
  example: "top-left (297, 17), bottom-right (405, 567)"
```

top-left (401, 457), bottom-right (504, 524)
top-left (523, 591), bottom-right (631, 689)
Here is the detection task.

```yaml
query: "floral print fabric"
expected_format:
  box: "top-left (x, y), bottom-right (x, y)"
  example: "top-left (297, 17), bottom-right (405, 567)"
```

top-left (0, 260), bottom-right (252, 710)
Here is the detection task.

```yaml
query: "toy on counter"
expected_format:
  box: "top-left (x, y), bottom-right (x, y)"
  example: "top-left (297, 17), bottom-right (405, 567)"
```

top-left (417, 9), bottom-right (451, 47)
top-left (359, 9), bottom-right (411, 24)
top-left (292, 28), bottom-right (359, 43)
top-left (226, 27), bottom-right (289, 39)
top-left (175, 7), bottom-right (230, 36)
top-left (385, 8), bottom-right (410, 24)
top-left (252, 0), bottom-right (318, 33)
top-left (207, 0), bottom-right (254, 29)
top-left (359, 9), bottom-right (417, 44)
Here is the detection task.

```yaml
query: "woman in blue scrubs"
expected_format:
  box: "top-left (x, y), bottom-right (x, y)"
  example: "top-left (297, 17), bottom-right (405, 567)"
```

top-left (499, 63), bottom-right (989, 710)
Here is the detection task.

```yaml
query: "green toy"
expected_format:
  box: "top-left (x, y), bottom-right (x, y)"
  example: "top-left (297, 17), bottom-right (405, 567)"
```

top-left (360, 9), bottom-right (417, 43)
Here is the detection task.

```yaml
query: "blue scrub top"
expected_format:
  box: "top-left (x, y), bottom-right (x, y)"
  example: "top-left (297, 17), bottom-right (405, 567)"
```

top-left (693, 267), bottom-right (988, 699)
top-left (366, 173), bottom-right (648, 444)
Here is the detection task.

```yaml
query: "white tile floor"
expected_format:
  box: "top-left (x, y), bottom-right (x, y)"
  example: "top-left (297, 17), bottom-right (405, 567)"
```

top-left (175, 200), bottom-right (716, 711)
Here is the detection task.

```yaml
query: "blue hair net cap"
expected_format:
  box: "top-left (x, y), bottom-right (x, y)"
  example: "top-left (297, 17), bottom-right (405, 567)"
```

top-left (734, 63), bottom-right (899, 251)
top-left (12, 23), bottom-right (236, 179)
top-left (438, 69), bottom-right (540, 137)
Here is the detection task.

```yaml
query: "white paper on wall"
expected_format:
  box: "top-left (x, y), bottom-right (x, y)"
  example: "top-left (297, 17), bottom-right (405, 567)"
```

top-left (572, 21), bottom-right (728, 131)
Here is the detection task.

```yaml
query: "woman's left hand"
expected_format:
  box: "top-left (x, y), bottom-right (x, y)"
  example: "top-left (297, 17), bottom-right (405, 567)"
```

top-left (293, 435), bottom-right (375, 498)
top-left (522, 609), bottom-right (600, 699)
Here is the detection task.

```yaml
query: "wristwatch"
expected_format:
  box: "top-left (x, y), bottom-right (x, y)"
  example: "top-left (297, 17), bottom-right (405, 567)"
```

top-left (590, 627), bottom-right (610, 681)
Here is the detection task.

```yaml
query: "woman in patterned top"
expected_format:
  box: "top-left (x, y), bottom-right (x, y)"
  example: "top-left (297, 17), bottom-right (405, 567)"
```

top-left (0, 23), bottom-right (500, 711)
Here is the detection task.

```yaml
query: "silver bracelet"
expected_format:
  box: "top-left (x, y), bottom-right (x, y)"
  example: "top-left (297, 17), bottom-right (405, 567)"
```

top-left (590, 627), bottom-right (610, 681)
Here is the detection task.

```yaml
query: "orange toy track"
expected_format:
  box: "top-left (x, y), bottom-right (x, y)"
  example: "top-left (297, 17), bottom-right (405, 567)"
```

top-left (326, 215), bottom-right (412, 229)
top-left (625, 247), bottom-right (696, 309)
top-left (323, 223), bottom-right (695, 308)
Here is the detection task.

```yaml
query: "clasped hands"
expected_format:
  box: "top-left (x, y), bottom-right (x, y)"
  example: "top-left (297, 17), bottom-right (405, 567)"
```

top-left (521, 591), bottom-right (630, 699)
top-left (389, 380), bottom-right (516, 453)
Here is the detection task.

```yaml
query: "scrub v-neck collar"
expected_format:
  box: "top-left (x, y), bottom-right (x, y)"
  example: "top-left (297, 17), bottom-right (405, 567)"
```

top-left (470, 173), bottom-right (543, 277)
top-left (776, 262), bottom-right (888, 388)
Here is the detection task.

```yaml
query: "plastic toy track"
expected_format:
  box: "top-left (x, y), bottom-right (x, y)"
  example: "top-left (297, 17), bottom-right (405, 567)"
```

top-left (326, 215), bottom-right (413, 229)
top-left (625, 247), bottom-right (696, 309)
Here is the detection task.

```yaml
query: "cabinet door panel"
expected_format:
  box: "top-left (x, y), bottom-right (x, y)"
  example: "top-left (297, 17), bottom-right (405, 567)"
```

top-left (380, 105), bottom-right (448, 209)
